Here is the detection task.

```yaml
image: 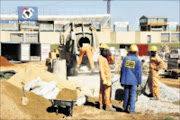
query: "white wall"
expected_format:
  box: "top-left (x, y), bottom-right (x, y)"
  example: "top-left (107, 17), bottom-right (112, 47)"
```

top-left (39, 32), bottom-right (60, 44)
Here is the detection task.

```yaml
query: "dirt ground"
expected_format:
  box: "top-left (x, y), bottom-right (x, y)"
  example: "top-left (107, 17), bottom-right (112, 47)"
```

top-left (159, 76), bottom-right (180, 88)
top-left (1, 62), bottom-right (180, 119)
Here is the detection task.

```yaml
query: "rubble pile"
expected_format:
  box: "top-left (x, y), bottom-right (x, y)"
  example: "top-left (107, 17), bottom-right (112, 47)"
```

top-left (8, 65), bottom-right (81, 90)
top-left (1, 81), bottom-right (61, 119)
top-left (0, 56), bottom-right (14, 67)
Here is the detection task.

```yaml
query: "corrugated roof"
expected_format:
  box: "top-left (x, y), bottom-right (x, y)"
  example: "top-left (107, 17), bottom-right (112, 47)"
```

top-left (140, 15), bottom-right (167, 19)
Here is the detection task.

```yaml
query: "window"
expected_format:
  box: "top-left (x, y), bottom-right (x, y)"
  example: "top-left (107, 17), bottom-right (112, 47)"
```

top-left (0, 24), bottom-right (18, 31)
top-left (171, 33), bottom-right (180, 42)
top-left (147, 35), bottom-right (151, 43)
top-left (10, 33), bottom-right (24, 42)
top-left (40, 24), bottom-right (53, 31)
top-left (161, 33), bottom-right (170, 42)
top-left (25, 34), bottom-right (38, 43)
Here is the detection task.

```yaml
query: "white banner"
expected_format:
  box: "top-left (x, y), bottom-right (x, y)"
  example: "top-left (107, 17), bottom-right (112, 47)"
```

top-left (41, 44), bottom-right (50, 61)
top-left (114, 22), bottom-right (129, 27)
top-left (21, 44), bottom-right (30, 61)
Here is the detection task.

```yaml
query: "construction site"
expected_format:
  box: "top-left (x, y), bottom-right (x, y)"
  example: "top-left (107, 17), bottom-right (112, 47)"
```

top-left (0, 1), bottom-right (180, 120)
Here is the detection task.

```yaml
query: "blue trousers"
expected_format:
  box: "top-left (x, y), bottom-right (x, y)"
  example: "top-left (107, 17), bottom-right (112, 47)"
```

top-left (123, 85), bottom-right (137, 112)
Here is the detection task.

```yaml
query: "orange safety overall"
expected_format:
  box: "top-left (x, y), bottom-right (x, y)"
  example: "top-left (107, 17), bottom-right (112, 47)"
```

top-left (148, 55), bottom-right (164, 98)
top-left (76, 45), bottom-right (95, 70)
top-left (98, 55), bottom-right (112, 108)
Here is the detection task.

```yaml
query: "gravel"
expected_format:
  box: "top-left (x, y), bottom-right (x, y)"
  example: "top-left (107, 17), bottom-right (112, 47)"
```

top-left (69, 73), bottom-right (180, 114)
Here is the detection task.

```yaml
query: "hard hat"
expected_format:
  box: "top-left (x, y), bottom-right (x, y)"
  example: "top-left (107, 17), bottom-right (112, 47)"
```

top-left (99, 43), bottom-right (108, 49)
top-left (150, 46), bottom-right (157, 51)
top-left (129, 44), bottom-right (138, 52)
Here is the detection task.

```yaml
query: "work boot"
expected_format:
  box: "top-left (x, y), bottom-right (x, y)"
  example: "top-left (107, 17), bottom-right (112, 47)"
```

top-left (129, 111), bottom-right (135, 114)
top-left (122, 109), bottom-right (128, 113)
top-left (148, 93), bottom-right (153, 97)
top-left (150, 97), bottom-right (159, 100)
top-left (105, 107), bottom-right (116, 112)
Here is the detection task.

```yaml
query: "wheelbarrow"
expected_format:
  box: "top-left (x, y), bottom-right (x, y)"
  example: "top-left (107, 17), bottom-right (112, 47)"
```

top-left (51, 99), bottom-right (76, 116)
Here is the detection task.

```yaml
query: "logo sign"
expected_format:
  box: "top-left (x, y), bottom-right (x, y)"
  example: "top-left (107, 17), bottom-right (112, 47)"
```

top-left (18, 6), bottom-right (38, 21)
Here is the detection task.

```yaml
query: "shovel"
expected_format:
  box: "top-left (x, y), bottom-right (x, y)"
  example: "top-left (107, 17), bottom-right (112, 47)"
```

top-left (21, 82), bottom-right (29, 105)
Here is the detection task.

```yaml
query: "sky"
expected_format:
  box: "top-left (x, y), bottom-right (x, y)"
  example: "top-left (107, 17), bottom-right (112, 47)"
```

top-left (0, 0), bottom-right (179, 31)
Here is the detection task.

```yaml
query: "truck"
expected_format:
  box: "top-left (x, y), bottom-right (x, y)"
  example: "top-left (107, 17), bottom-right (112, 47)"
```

top-left (46, 22), bottom-right (100, 76)
top-left (163, 48), bottom-right (180, 79)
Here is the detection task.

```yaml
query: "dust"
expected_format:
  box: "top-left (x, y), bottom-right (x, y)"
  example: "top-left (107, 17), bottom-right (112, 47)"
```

top-left (56, 88), bottom-right (78, 101)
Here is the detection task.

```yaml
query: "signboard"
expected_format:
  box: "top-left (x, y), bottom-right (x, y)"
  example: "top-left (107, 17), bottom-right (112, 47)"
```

top-left (41, 44), bottom-right (50, 61)
top-left (0, 20), bottom-right (19, 24)
top-left (18, 6), bottom-right (38, 21)
top-left (21, 44), bottom-right (30, 61)
top-left (114, 22), bottom-right (129, 27)
top-left (0, 20), bottom-right (37, 24)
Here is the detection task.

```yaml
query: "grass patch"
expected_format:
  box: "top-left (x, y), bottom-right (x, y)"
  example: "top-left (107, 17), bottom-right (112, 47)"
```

top-left (165, 116), bottom-right (174, 120)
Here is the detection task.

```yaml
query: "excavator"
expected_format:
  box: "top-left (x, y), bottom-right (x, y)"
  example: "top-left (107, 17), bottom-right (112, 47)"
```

top-left (46, 22), bottom-right (100, 76)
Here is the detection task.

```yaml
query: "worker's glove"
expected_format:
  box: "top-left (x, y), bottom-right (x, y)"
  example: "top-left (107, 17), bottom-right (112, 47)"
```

top-left (137, 85), bottom-right (141, 90)
top-left (103, 80), bottom-right (112, 86)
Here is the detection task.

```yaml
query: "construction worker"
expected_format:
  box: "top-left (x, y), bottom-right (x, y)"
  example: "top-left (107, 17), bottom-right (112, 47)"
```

top-left (148, 46), bottom-right (164, 100)
top-left (98, 43), bottom-right (116, 111)
top-left (120, 44), bottom-right (142, 114)
top-left (76, 43), bottom-right (95, 71)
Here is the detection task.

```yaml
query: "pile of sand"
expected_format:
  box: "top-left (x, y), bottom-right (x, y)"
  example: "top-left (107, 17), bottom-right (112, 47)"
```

top-left (1, 81), bottom-right (62, 119)
top-left (8, 64), bottom-right (81, 90)
top-left (0, 56), bottom-right (14, 67)
top-left (56, 88), bottom-right (78, 101)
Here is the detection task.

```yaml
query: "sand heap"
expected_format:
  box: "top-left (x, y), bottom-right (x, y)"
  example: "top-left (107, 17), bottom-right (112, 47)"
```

top-left (8, 64), bottom-right (81, 90)
top-left (0, 56), bottom-right (14, 67)
top-left (56, 88), bottom-right (78, 101)
top-left (1, 81), bottom-right (62, 119)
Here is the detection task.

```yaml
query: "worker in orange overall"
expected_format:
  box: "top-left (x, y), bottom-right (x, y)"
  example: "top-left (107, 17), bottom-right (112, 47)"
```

top-left (148, 46), bottom-right (164, 100)
top-left (98, 43), bottom-right (116, 111)
top-left (76, 43), bottom-right (95, 71)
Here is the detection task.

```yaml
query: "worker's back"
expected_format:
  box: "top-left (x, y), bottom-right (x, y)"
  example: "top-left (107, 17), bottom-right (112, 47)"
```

top-left (120, 54), bottom-right (142, 85)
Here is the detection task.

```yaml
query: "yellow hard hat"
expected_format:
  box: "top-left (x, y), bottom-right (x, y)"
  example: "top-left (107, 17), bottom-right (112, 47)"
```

top-left (129, 44), bottom-right (138, 52)
top-left (150, 46), bottom-right (157, 51)
top-left (99, 43), bottom-right (108, 49)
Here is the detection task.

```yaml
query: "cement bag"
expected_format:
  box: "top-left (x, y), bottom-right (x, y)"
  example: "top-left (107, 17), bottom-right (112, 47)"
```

top-left (53, 59), bottom-right (67, 79)
top-left (38, 81), bottom-right (57, 96)
top-left (75, 96), bottom-right (87, 106)
top-left (43, 88), bottom-right (60, 100)
top-left (31, 81), bottom-right (47, 95)
top-left (24, 77), bottom-right (42, 91)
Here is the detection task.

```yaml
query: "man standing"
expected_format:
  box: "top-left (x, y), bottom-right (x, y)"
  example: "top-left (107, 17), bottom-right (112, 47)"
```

top-left (148, 46), bottom-right (164, 100)
top-left (98, 43), bottom-right (115, 111)
top-left (120, 44), bottom-right (142, 114)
